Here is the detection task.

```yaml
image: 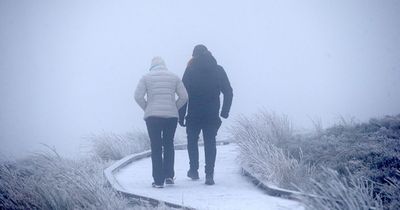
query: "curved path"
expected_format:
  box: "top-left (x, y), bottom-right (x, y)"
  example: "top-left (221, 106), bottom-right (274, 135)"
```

top-left (114, 143), bottom-right (304, 210)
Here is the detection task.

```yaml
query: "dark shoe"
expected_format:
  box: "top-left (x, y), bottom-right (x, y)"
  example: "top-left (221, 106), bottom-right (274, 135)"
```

top-left (152, 182), bottom-right (164, 188)
top-left (205, 175), bottom-right (215, 185)
top-left (187, 170), bottom-right (199, 180)
top-left (165, 178), bottom-right (175, 185)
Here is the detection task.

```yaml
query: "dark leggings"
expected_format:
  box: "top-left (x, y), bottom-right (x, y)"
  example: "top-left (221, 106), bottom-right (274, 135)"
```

top-left (145, 117), bottom-right (178, 185)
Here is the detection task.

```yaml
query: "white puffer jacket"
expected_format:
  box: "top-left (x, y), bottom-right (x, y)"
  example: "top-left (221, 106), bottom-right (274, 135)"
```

top-left (134, 57), bottom-right (188, 120)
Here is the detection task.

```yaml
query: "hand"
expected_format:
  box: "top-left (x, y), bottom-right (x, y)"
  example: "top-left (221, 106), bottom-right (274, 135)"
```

top-left (220, 112), bottom-right (229, 119)
top-left (179, 119), bottom-right (186, 127)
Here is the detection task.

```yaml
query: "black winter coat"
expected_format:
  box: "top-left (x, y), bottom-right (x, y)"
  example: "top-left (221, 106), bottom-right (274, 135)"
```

top-left (179, 53), bottom-right (233, 123)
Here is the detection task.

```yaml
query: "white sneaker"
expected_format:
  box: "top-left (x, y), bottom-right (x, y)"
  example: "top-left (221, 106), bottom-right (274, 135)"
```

top-left (152, 182), bottom-right (164, 188)
top-left (165, 178), bottom-right (175, 184)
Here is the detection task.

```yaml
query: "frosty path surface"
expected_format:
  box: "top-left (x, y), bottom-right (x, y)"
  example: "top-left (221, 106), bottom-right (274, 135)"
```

top-left (114, 144), bottom-right (304, 210)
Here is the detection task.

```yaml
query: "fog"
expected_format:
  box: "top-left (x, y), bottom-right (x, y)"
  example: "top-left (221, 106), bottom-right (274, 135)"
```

top-left (1, 0), bottom-right (399, 158)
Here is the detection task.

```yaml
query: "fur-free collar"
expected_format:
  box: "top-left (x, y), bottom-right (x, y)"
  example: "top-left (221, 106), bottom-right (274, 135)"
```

top-left (150, 64), bottom-right (167, 71)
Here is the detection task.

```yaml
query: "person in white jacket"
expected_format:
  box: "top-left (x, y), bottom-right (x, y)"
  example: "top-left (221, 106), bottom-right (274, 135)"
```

top-left (135, 57), bottom-right (188, 188)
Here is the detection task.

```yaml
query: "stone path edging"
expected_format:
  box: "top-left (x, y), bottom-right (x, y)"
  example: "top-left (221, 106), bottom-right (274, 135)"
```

top-left (104, 140), bottom-right (310, 209)
top-left (241, 166), bottom-right (302, 200)
top-left (104, 141), bottom-right (229, 209)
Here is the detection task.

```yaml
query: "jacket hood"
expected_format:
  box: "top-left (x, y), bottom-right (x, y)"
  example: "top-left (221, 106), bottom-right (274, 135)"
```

top-left (150, 56), bottom-right (167, 71)
top-left (192, 44), bottom-right (208, 57)
top-left (190, 50), bottom-right (217, 70)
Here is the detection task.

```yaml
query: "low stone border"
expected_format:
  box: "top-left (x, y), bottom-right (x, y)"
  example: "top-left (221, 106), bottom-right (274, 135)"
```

top-left (241, 166), bottom-right (302, 200)
top-left (241, 166), bottom-right (324, 202)
top-left (104, 141), bottom-right (230, 209)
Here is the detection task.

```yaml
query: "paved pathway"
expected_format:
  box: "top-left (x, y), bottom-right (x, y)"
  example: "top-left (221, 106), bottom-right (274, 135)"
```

top-left (114, 144), bottom-right (304, 210)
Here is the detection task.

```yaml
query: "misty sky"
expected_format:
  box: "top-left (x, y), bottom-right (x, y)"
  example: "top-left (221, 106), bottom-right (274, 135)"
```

top-left (1, 0), bottom-right (400, 158)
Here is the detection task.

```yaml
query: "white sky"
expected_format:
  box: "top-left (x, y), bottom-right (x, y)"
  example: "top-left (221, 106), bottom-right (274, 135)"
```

top-left (1, 0), bottom-right (400, 158)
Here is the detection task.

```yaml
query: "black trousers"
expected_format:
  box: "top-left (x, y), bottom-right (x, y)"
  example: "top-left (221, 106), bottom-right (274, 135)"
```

top-left (145, 117), bottom-right (178, 185)
top-left (186, 118), bottom-right (222, 176)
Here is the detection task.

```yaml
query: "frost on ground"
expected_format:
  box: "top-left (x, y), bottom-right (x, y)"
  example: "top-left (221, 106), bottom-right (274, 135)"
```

top-left (115, 143), bottom-right (303, 210)
top-left (0, 132), bottom-right (166, 210)
top-left (231, 111), bottom-right (400, 210)
top-left (0, 150), bottom-right (130, 209)
top-left (3, 112), bottom-right (398, 210)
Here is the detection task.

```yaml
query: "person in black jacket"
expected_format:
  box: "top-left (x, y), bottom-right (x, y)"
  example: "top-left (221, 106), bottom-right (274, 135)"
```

top-left (179, 45), bottom-right (233, 185)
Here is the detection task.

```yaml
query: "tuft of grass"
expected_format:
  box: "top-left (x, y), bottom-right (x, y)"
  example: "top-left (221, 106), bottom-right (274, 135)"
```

top-left (88, 130), bottom-right (150, 161)
top-left (232, 112), bottom-right (315, 189)
top-left (231, 111), bottom-right (396, 209)
top-left (383, 170), bottom-right (400, 210)
top-left (295, 167), bottom-right (383, 210)
top-left (87, 128), bottom-right (187, 162)
top-left (0, 131), bottom-right (174, 210)
top-left (0, 148), bottom-right (129, 209)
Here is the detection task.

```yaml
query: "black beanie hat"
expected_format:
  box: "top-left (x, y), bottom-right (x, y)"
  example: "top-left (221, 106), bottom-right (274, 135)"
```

top-left (192, 44), bottom-right (208, 57)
